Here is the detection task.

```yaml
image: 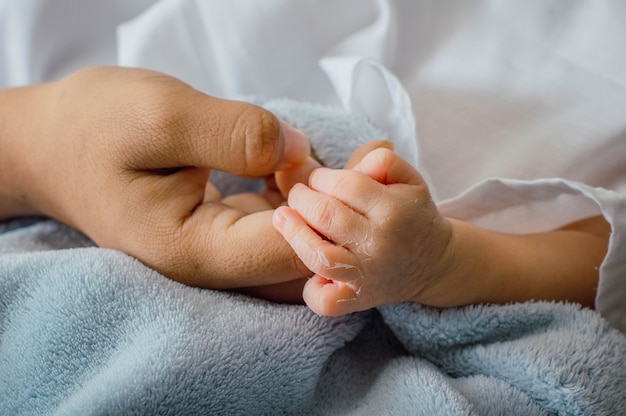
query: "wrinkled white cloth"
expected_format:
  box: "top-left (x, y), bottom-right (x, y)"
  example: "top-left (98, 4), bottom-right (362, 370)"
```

top-left (1, 0), bottom-right (624, 332)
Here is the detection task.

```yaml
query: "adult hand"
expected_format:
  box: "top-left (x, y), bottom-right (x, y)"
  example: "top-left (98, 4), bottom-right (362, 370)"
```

top-left (0, 66), bottom-right (312, 288)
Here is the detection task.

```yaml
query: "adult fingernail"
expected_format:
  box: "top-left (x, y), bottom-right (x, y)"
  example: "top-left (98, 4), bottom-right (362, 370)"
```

top-left (280, 121), bottom-right (310, 166)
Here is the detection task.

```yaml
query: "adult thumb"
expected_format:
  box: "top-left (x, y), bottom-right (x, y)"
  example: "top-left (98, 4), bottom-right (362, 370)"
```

top-left (165, 96), bottom-right (311, 177)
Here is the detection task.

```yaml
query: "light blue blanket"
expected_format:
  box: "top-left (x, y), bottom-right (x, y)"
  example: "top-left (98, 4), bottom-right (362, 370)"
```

top-left (1, 100), bottom-right (625, 415)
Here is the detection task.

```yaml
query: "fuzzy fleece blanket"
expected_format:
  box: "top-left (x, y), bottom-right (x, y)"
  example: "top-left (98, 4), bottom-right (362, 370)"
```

top-left (1, 99), bottom-right (625, 415)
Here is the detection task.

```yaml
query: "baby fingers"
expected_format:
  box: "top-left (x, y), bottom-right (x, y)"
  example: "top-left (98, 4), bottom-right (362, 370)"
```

top-left (286, 182), bottom-right (371, 248)
top-left (351, 147), bottom-right (425, 186)
top-left (302, 276), bottom-right (363, 316)
top-left (306, 167), bottom-right (386, 218)
top-left (272, 206), bottom-right (365, 284)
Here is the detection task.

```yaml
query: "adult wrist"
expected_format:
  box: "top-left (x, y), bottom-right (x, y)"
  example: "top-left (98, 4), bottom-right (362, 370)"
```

top-left (0, 81), bottom-right (61, 220)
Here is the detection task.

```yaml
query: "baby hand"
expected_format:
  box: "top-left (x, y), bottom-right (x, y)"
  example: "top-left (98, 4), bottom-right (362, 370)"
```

top-left (273, 148), bottom-right (454, 316)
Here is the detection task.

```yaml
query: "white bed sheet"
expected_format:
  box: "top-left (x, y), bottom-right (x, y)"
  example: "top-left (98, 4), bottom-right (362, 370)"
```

top-left (1, 0), bottom-right (624, 332)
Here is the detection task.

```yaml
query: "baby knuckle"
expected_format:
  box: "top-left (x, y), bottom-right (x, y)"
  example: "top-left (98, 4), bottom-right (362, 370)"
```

top-left (291, 249), bottom-right (314, 278)
top-left (311, 169), bottom-right (349, 195)
top-left (307, 198), bottom-right (336, 230)
top-left (327, 174), bottom-right (351, 196)
top-left (299, 246), bottom-right (325, 274)
top-left (294, 239), bottom-right (329, 276)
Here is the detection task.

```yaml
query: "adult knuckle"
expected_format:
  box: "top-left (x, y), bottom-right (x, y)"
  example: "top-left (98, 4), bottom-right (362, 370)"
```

top-left (230, 106), bottom-right (281, 175)
top-left (298, 244), bottom-right (321, 273)
top-left (150, 226), bottom-right (188, 267)
top-left (137, 91), bottom-right (182, 136)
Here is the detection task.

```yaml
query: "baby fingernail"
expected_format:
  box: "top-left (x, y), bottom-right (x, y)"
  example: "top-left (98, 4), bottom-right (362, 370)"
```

top-left (273, 209), bottom-right (287, 230)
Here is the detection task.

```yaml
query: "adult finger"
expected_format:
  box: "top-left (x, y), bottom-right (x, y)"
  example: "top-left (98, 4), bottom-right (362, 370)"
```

top-left (124, 83), bottom-right (310, 177)
top-left (203, 181), bottom-right (222, 202)
top-left (221, 193), bottom-right (275, 213)
top-left (184, 100), bottom-right (311, 176)
top-left (155, 205), bottom-right (313, 289)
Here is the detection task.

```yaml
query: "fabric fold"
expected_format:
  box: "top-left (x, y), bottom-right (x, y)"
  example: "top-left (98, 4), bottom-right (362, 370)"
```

top-left (2, 98), bottom-right (624, 415)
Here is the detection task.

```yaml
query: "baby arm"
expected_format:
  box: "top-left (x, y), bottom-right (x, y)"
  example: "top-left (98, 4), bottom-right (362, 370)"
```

top-left (273, 148), bottom-right (609, 316)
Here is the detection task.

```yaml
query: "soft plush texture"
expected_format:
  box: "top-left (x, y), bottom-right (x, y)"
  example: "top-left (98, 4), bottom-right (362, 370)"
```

top-left (1, 99), bottom-right (625, 415)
